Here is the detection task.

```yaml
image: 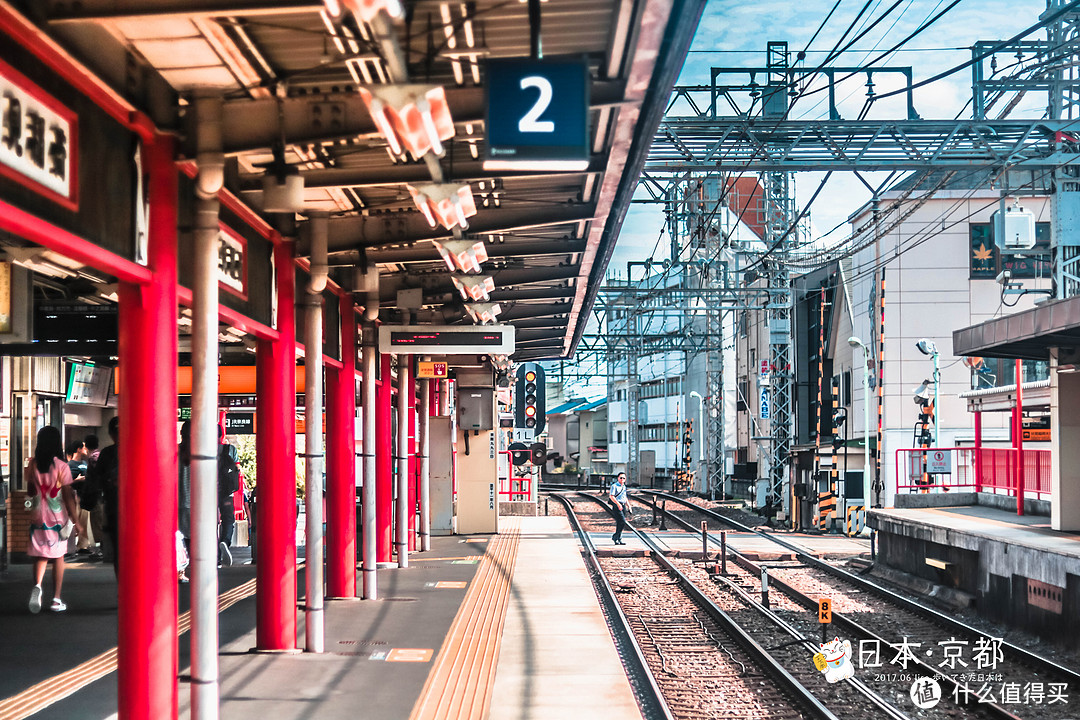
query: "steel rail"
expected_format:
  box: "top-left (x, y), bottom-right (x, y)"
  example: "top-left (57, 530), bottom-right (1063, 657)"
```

top-left (630, 494), bottom-right (1013, 720)
top-left (573, 492), bottom-right (842, 720)
top-left (549, 493), bottom-right (675, 720)
top-left (622, 494), bottom-right (912, 720)
top-left (640, 491), bottom-right (1080, 697)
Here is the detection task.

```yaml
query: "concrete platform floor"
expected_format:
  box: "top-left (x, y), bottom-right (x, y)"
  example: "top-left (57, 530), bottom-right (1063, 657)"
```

top-left (0, 517), bottom-right (640, 720)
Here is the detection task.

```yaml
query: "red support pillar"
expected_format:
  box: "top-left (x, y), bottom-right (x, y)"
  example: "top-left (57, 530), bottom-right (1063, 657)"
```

top-left (117, 132), bottom-right (179, 720)
top-left (376, 354), bottom-right (393, 563)
top-left (974, 410), bottom-right (983, 493)
top-left (326, 296), bottom-right (356, 597)
top-left (1016, 359), bottom-right (1025, 516)
top-left (256, 239), bottom-right (297, 650)
top-left (408, 374), bottom-right (417, 551)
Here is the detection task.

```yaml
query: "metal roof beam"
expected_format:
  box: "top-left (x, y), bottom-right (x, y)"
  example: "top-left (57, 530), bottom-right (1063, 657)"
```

top-left (245, 158), bottom-right (608, 191)
top-left (378, 265), bottom-right (578, 303)
top-left (205, 82), bottom-right (626, 156)
top-left (333, 238), bottom-right (586, 265)
top-left (44, 0), bottom-right (317, 22)
top-left (322, 204), bottom-right (595, 252)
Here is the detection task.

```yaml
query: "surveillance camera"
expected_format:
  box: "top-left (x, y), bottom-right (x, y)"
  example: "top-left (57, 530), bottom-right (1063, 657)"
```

top-left (996, 270), bottom-right (1012, 286)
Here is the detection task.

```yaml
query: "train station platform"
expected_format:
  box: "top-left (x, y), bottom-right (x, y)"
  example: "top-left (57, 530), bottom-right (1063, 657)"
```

top-left (868, 505), bottom-right (1080, 642)
top-left (0, 516), bottom-right (639, 720)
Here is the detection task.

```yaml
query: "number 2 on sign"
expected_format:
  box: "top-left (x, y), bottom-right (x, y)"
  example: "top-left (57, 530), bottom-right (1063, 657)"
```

top-left (518, 76), bottom-right (554, 132)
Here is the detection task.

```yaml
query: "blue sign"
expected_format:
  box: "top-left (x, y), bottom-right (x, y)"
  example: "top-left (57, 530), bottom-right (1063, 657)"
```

top-left (760, 387), bottom-right (771, 420)
top-left (484, 59), bottom-right (589, 170)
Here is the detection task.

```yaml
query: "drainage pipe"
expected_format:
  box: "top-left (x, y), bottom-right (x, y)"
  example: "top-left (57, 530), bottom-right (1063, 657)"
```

top-left (303, 212), bottom-right (328, 652)
top-left (360, 265), bottom-right (379, 597)
top-left (191, 92), bottom-right (224, 720)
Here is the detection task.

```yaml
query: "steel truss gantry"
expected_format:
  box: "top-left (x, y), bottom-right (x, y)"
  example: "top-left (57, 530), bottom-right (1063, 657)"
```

top-left (619, 5), bottom-right (1080, 512)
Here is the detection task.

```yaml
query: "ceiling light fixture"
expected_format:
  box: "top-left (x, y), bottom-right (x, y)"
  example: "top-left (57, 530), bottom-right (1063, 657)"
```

top-left (451, 275), bottom-right (495, 301)
top-left (407, 183), bottom-right (477, 231)
top-left (358, 85), bottom-right (455, 159)
top-left (434, 238), bottom-right (489, 273)
top-left (323, 0), bottom-right (403, 25)
top-left (464, 302), bottom-right (502, 324)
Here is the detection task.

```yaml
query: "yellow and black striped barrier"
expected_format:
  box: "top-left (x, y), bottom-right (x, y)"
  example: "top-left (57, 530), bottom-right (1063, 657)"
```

top-left (846, 505), bottom-right (866, 536)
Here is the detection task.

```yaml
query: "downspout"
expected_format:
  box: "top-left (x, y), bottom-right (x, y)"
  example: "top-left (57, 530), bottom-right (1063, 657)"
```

top-left (359, 265), bottom-right (379, 598)
top-left (303, 212), bottom-right (328, 652)
top-left (191, 92), bottom-right (224, 720)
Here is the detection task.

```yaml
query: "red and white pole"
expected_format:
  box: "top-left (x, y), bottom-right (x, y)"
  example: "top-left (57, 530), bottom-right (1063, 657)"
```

top-left (117, 131), bottom-right (178, 720)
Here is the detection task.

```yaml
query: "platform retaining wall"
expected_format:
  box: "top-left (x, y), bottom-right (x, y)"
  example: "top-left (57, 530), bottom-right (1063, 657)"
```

top-left (871, 512), bottom-right (1080, 647)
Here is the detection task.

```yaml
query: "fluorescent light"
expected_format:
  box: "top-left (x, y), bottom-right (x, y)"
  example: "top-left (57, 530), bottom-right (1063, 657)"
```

top-left (482, 159), bottom-right (590, 172)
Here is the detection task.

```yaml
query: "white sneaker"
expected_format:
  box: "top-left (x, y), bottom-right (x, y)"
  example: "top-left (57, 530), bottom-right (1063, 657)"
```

top-left (50, 598), bottom-right (67, 613)
top-left (219, 542), bottom-right (232, 567)
top-left (29, 585), bottom-right (42, 614)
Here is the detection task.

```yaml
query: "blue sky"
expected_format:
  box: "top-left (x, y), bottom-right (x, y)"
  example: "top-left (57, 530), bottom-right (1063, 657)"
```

top-left (609, 0), bottom-right (1051, 273)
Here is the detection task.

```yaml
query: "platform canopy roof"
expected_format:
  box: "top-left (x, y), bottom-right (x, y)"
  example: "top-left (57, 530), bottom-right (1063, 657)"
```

top-left (29, 0), bottom-right (703, 361)
top-left (954, 295), bottom-right (1080, 361)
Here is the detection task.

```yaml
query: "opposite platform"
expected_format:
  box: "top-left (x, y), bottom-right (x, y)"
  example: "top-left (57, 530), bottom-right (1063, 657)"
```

top-left (869, 504), bottom-right (1080, 642)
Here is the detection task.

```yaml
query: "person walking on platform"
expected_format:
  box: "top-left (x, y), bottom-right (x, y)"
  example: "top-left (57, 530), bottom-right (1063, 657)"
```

top-left (88, 417), bottom-right (120, 578)
top-left (177, 421), bottom-right (192, 582)
top-left (609, 472), bottom-right (631, 545)
top-left (26, 426), bottom-right (83, 613)
top-left (82, 434), bottom-right (105, 561)
top-left (66, 440), bottom-right (92, 558)
top-left (217, 427), bottom-right (241, 567)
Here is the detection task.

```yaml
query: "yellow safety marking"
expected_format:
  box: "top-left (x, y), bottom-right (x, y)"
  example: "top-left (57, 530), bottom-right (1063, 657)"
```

top-left (435, 581), bottom-right (468, 589)
top-left (410, 518), bottom-right (521, 720)
top-left (388, 648), bottom-right (435, 663)
top-left (0, 578), bottom-right (258, 720)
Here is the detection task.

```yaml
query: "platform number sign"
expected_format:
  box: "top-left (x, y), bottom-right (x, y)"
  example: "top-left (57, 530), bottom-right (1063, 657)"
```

top-left (484, 59), bottom-right (589, 171)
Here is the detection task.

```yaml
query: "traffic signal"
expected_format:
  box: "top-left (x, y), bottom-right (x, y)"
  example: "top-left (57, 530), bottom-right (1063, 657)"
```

top-left (530, 442), bottom-right (547, 464)
top-left (514, 363), bottom-right (545, 433)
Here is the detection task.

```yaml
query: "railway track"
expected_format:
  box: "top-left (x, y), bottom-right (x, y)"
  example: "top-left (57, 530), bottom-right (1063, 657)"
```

top-left (557, 492), bottom-right (907, 720)
top-left (632, 491), bottom-right (1080, 720)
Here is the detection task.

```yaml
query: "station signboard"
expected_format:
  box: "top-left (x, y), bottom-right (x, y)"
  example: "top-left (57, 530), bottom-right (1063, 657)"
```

top-left (484, 59), bottom-right (589, 171)
top-left (926, 449), bottom-right (951, 474)
top-left (379, 325), bottom-right (515, 355)
top-left (417, 361), bottom-right (449, 379)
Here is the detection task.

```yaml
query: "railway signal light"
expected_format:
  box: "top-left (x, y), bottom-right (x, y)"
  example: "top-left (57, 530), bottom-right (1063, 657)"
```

top-left (514, 363), bottom-right (545, 433)
top-left (682, 419), bottom-right (693, 466)
top-left (530, 442), bottom-right (547, 464)
top-left (509, 442), bottom-right (529, 466)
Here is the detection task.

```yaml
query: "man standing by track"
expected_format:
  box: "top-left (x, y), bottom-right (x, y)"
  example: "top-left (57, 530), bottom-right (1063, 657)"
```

top-left (609, 472), bottom-right (631, 545)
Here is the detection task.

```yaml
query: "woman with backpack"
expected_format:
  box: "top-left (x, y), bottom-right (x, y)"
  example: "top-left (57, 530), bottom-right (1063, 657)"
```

top-left (25, 426), bottom-right (84, 613)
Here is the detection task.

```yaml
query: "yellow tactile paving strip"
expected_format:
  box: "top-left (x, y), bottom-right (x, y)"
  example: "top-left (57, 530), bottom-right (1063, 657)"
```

top-left (0, 578), bottom-right (258, 720)
top-left (409, 518), bottom-right (521, 720)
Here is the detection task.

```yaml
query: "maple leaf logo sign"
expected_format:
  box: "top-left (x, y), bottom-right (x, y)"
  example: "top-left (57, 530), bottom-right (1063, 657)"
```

top-left (973, 243), bottom-right (993, 261)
